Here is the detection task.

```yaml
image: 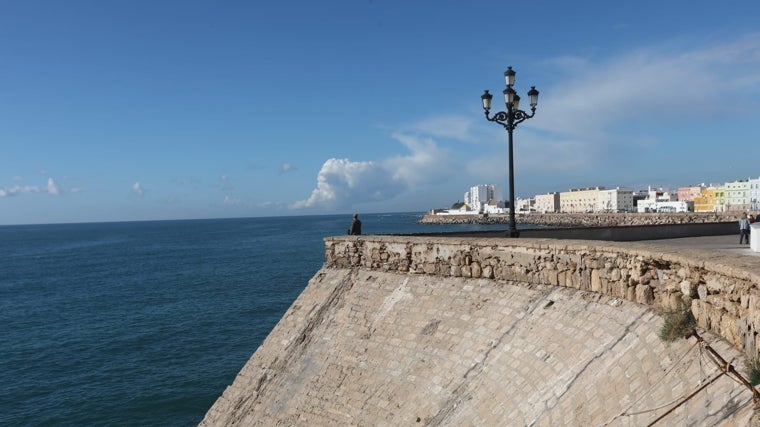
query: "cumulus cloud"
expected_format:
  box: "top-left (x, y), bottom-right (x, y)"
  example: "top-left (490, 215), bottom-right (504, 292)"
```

top-left (292, 132), bottom-right (456, 209)
top-left (295, 33), bottom-right (760, 209)
top-left (291, 158), bottom-right (401, 209)
top-left (46, 178), bottom-right (60, 195)
top-left (132, 182), bottom-right (145, 197)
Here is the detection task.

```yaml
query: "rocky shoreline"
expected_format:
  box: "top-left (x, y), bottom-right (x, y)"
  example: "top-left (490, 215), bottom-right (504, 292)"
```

top-left (419, 212), bottom-right (745, 227)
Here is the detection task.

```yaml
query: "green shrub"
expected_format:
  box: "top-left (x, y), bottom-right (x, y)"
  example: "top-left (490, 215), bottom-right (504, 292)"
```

top-left (659, 309), bottom-right (696, 342)
top-left (747, 359), bottom-right (760, 386)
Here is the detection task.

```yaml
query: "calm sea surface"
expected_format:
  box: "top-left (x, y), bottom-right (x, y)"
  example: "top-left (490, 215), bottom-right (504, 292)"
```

top-left (0, 213), bottom-right (511, 426)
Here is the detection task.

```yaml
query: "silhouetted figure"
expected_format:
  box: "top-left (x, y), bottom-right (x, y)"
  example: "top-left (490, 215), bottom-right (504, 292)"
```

top-left (739, 213), bottom-right (751, 244)
top-left (348, 213), bottom-right (362, 235)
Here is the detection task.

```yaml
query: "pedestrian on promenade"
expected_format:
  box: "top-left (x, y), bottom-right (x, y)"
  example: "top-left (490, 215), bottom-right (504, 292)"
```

top-left (348, 213), bottom-right (362, 236)
top-left (739, 213), bottom-right (751, 244)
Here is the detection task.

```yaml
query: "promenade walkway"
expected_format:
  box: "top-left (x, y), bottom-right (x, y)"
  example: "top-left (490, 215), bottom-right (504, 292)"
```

top-left (643, 233), bottom-right (759, 258)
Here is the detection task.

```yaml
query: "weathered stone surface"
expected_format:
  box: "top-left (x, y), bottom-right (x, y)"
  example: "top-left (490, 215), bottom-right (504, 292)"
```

top-left (418, 212), bottom-right (743, 227)
top-left (201, 236), bottom-right (760, 427)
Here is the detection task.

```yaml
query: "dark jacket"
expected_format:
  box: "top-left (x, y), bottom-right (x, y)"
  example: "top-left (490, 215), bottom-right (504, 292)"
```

top-left (348, 216), bottom-right (362, 235)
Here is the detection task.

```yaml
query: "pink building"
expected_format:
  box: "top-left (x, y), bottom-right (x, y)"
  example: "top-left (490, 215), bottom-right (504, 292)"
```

top-left (677, 186), bottom-right (703, 202)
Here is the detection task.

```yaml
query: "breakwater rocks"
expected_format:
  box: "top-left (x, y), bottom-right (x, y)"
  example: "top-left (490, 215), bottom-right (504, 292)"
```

top-left (420, 212), bottom-right (743, 227)
top-left (201, 235), bottom-right (760, 426)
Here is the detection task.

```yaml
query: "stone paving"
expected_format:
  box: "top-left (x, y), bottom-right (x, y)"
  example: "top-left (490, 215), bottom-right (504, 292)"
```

top-left (643, 233), bottom-right (760, 258)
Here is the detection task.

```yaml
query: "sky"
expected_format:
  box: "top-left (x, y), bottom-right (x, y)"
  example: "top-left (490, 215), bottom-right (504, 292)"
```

top-left (2, 1), bottom-right (760, 225)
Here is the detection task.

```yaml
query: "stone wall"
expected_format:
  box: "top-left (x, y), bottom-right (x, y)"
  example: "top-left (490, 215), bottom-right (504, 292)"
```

top-left (325, 236), bottom-right (760, 358)
top-left (200, 235), bottom-right (760, 426)
top-left (420, 212), bottom-right (744, 227)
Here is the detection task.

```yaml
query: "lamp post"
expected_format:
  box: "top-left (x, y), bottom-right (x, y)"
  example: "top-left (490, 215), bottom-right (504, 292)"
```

top-left (481, 66), bottom-right (539, 237)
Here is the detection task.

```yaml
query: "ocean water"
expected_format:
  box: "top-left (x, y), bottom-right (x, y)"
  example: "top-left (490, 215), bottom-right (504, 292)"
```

top-left (0, 213), bottom-right (510, 426)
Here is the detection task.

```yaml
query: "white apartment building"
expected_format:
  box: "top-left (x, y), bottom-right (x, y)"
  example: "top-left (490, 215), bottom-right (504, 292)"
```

top-left (750, 177), bottom-right (760, 211)
top-left (465, 184), bottom-right (502, 213)
top-left (637, 199), bottom-right (690, 213)
top-left (534, 192), bottom-right (560, 213)
top-left (598, 188), bottom-right (634, 213)
top-left (483, 200), bottom-right (507, 214)
top-left (725, 179), bottom-right (750, 212)
top-left (515, 197), bottom-right (533, 213)
top-left (560, 187), bottom-right (604, 213)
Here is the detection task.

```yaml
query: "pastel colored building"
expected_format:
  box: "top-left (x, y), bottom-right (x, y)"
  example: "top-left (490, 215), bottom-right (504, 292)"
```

top-left (715, 186), bottom-right (727, 212)
top-left (750, 177), bottom-right (760, 211)
top-left (725, 180), bottom-right (749, 212)
top-left (598, 188), bottom-right (634, 213)
top-left (534, 192), bottom-right (560, 213)
top-left (560, 187), bottom-right (604, 213)
top-left (693, 188), bottom-right (717, 212)
top-left (677, 186), bottom-right (703, 202)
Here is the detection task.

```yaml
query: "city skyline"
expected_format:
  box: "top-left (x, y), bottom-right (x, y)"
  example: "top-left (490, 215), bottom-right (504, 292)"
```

top-left (2, 1), bottom-right (760, 225)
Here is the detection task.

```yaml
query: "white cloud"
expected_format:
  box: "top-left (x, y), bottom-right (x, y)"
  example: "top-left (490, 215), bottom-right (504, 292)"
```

top-left (0, 177), bottom-right (63, 197)
top-left (291, 158), bottom-right (401, 209)
top-left (405, 115), bottom-right (476, 142)
top-left (294, 34), bottom-right (760, 210)
top-left (538, 34), bottom-right (760, 140)
top-left (280, 163), bottom-right (296, 174)
top-left (218, 174), bottom-right (233, 190)
top-left (132, 182), bottom-right (145, 197)
top-left (487, 33), bottom-right (760, 178)
top-left (46, 178), bottom-right (60, 196)
top-left (292, 131), bottom-right (456, 210)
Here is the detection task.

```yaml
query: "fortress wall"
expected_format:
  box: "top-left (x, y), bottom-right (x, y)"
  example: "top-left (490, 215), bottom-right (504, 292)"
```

top-left (200, 236), bottom-right (759, 426)
top-left (326, 236), bottom-right (760, 358)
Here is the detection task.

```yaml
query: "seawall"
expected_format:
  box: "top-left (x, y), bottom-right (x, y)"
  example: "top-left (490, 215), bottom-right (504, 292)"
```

top-left (419, 212), bottom-right (744, 227)
top-left (200, 235), bottom-right (760, 426)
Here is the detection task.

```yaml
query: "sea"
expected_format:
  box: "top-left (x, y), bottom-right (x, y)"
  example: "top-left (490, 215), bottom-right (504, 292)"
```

top-left (0, 213), bottom-right (512, 426)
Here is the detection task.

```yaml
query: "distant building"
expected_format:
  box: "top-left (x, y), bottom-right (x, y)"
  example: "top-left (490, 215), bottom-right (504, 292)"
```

top-left (465, 184), bottom-right (502, 213)
top-left (750, 177), bottom-right (760, 211)
top-left (515, 197), bottom-right (533, 213)
top-left (483, 200), bottom-right (506, 214)
top-left (677, 186), bottom-right (703, 202)
top-left (534, 192), bottom-right (560, 213)
top-left (598, 188), bottom-right (634, 213)
top-left (637, 199), bottom-right (690, 213)
top-left (693, 187), bottom-right (717, 212)
top-left (725, 179), bottom-right (750, 212)
top-left (715, 186), bottom-right (727, 212)
top-left (560, 187), bottom-right (604, 213)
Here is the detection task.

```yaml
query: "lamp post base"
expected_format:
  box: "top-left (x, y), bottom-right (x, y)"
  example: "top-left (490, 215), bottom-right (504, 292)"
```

top-left (507, 229), bottom-right (520, 238)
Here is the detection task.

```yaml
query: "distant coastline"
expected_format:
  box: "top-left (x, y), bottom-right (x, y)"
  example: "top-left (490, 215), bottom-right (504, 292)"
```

top-left (419, 212), bottom-right (743, 227)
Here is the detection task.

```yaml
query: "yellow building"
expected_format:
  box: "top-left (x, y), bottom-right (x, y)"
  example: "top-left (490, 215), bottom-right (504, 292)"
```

top-left (560, 187), bottom-right (604, 213)
top-left (693, 188), bottom-right (716, 212)
top-left (715, 186), bottom-right (726, 212)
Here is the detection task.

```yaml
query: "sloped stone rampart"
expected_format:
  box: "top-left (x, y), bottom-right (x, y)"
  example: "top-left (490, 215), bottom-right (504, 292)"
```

top-left (200, 236), bottom-right (760, 426)
top-left (326, 236), bottom-right (760, 358)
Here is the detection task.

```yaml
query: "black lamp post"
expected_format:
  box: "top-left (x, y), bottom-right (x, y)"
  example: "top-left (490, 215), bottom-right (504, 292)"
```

top-left (481, 66), bottom-right (539, 237)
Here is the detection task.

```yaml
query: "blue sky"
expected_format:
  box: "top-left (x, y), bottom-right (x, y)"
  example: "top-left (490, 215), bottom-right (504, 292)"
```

top-left (2, 1), bottom-right (760, 225)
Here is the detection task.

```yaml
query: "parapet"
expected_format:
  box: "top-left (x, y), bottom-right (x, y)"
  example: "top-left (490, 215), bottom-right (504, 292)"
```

top-left (327, 235), bottom-right (760, 358)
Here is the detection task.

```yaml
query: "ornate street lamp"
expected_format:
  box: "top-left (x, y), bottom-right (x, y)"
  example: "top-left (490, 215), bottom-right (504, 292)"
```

top-left (481, 66), bottom-right (539, 237)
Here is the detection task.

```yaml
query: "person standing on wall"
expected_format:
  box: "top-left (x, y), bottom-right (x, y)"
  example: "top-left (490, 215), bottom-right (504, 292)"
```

top-left (739, 213), bottom-right (751, 244)
top-left (348, 213), bottom-right (362, 236)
